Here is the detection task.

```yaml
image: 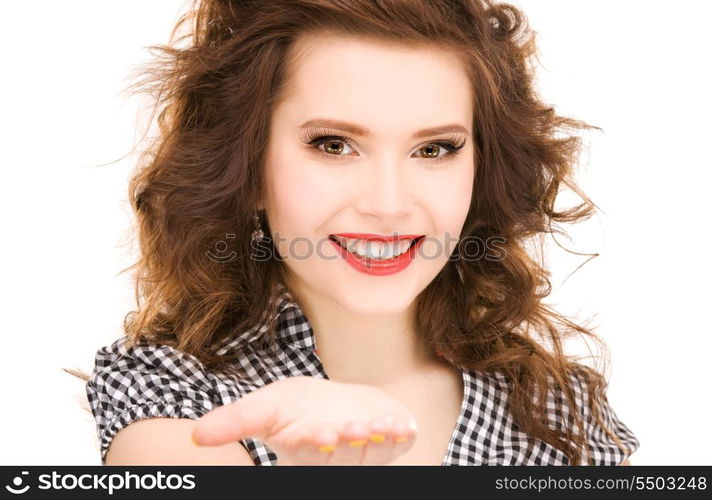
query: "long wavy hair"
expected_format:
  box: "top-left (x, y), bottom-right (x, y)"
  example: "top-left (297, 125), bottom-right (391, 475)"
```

top-left (68, 0), bottom-right (632, 465)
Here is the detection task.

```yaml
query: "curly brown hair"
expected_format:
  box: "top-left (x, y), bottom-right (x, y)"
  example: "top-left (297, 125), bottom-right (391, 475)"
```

top-left (68, 0), bottom-right (632, 465)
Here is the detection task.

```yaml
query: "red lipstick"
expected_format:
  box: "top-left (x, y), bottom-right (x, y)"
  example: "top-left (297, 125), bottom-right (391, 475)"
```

top-left (330, 233), bottom-right (422, 242)
top-left (328, 233), bottom-right (425, 276)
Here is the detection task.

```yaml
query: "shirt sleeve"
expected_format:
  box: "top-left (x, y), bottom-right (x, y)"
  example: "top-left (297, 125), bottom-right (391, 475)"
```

top-left (85, 336), bottom-right (219, 465)
top-left (567, 366), bottom-right (641, 465)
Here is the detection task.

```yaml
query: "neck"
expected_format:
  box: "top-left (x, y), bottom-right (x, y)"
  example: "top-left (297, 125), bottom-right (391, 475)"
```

top-left (286, 279), bottom-right (438, 387)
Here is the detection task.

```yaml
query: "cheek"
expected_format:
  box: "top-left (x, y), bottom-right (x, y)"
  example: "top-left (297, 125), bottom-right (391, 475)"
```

top-left (425, 166), bottom-right (473, 226)
top-left (419, 166), bottom-right (473, 257)
top-left (266, 157), bottom-right (342, 239)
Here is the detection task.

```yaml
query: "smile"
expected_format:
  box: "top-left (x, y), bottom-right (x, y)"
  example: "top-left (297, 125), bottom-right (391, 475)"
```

top-left (328, 233), bottom-right (426, 276)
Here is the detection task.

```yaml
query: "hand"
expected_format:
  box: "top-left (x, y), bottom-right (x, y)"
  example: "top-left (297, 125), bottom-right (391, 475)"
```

top-left (191, 375), bottom-right (418, 465)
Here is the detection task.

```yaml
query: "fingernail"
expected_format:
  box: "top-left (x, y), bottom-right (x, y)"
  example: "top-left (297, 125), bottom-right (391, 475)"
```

top-left (369, 434), bottom-right (385, 443)
top-left (348, 439), bottom-right (367, 447)
top-left (317, 444), bottom-right (337, 453)
top-left (191, 433), bottom-right (201, 446)
top-left (394, 436), bottom-right (408, 443)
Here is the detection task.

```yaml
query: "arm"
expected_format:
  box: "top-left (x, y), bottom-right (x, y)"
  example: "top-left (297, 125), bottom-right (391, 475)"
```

top-left (105, 417), bottom-right (254, 465)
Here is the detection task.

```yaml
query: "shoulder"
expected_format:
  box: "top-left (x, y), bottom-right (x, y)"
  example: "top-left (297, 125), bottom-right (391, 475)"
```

top-left (86, 335), bottom-right (262, 464)
top-left (87, 336), bottom-right (222, 407)
top-left (92, 336), bottom-right (210, 378)
top-left (458, 365), bottom-right (639, 465)
top-left (551, 365), bottom-right (641, 465)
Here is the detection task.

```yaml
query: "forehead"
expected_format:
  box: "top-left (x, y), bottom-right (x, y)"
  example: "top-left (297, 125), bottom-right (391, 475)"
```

top-left (278, 32), bottom-right (474, 132)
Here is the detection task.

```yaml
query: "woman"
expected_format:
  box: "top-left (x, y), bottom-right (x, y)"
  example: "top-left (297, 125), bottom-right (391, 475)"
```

top-left (79, 0), bottom-right (640, 465)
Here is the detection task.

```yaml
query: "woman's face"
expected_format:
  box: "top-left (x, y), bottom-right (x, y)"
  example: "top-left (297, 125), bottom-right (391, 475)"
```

top-left (262, 33), bottom-right (475, 316)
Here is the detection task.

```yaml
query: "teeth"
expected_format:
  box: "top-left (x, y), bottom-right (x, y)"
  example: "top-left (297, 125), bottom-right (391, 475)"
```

top-left (332, 236), bottom-right (415, 260)
top-left (366, 241), bottom-right (384, 259)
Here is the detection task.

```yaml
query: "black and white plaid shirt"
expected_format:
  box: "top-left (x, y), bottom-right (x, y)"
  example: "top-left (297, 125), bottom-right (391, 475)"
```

top-left (86, 283), bottom-right (640, 465)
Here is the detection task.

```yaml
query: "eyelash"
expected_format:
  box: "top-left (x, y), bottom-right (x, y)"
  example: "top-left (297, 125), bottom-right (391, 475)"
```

top-left (301, 128), bottom-right (466, 164)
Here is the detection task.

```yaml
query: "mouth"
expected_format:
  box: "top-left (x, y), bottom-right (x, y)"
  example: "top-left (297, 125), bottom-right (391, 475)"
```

top-left (327, 233), bottom-right (425, 275)
top-left (329, 233), bottom-right (425, 243)
top-left (328, 234), bottom-right (425, 255)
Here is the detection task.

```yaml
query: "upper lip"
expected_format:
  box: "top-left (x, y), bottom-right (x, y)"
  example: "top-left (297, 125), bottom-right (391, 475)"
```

top-left (329, 233), bottom-right (424, 243)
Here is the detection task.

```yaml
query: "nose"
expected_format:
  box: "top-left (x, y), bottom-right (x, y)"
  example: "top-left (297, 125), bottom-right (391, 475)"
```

top-left (355, 157), bottom-right (414, 220)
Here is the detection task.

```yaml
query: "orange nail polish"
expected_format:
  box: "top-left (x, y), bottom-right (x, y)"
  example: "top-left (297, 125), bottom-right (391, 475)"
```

top-left (348, 439), bottom-right (367, 447)
top-left (369, 434), bottom-right (386, 443)
top-left (317, 444), bottom-right (337, 453)
top-left (394, 436), bottom-right (408, 443)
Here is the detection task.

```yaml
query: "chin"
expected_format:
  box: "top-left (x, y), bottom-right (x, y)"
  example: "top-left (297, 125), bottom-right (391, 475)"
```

top-left (330, 287), bottom-right (417, 316)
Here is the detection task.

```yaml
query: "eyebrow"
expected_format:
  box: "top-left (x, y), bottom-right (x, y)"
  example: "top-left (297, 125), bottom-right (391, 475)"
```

top-left (299, 118), bottom-right (471, 139)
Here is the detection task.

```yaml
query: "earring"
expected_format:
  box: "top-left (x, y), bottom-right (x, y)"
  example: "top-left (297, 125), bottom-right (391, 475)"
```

top-left (251, 210), bottom-right (264, 243)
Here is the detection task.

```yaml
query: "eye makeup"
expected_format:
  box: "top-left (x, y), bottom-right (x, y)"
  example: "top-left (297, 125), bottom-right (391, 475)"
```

top-left (300, 127), bottom-right (467, 164)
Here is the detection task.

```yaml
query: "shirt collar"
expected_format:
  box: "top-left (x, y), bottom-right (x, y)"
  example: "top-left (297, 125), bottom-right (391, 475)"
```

top-left (272, 281), bottom-right (317, 350)
top-left (215, 280), bottom-right (316, 355)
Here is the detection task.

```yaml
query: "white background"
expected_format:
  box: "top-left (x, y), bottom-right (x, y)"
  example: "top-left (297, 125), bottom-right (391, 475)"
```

top-left (1, 1), bottom-right (709, 465)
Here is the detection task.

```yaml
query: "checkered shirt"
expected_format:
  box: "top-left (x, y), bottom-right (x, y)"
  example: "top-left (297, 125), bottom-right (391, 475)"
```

top-left (86, 283), bottom-right (640, 465)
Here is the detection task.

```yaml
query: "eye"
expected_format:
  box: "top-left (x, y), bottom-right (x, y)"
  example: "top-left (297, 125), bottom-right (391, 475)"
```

top-left (311, 135), bottom-right (357, 158)
top-left (301, 128), bottom-right (467, 163)
top-left (413, 137), bottom-right (467, 163)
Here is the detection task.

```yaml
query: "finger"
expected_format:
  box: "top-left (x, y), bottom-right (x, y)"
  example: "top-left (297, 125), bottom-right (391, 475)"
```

top-left (192, 389), bottom-right (278, 447)
top-left (276, 422), bottom-right (341, 466)
top-left (388, 419), bottom-right (418, 464)
top-left (329, 420), bottom-right (370, 465)
top-left (359, 416), bottom-right (396, 465)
